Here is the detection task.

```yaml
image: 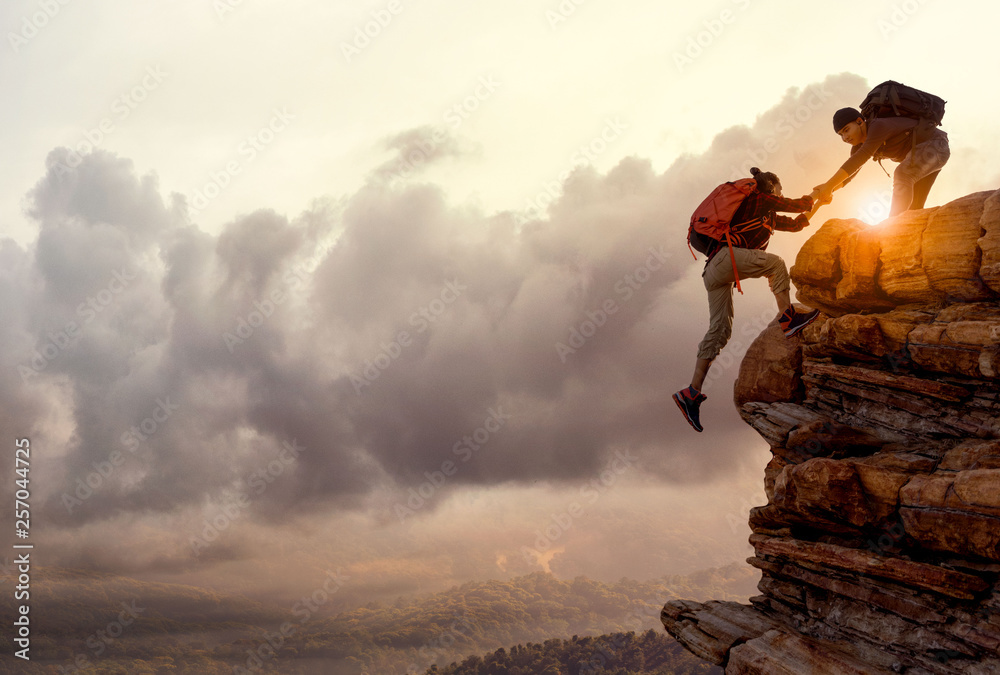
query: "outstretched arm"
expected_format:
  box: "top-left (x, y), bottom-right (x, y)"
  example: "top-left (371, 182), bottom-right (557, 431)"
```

top-left (774, 213), bottom-right (811, 232)
top-left (811, 117), bottom-right (909, 211)
top-left (811, 168), bottom-right (850, 205)
top-left (758, 193), bottom-right (814, 214)
top-left (770, 194), bottom-right (816, 231)
top-left (807, 168), bottom-right (853, 219)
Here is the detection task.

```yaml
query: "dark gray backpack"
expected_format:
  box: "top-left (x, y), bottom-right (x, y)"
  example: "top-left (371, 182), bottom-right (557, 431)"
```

top-left (860, 80), bottom-right (945, 126)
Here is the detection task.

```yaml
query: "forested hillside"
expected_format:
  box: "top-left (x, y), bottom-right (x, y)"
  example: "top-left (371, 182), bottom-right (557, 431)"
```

top-left (426, 630), bottom-right (722, 675)
top-left (0, 565), bottom-right (754, 673)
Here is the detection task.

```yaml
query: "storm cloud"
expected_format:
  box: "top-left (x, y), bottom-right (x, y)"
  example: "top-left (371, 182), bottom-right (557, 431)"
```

top-left (6, 75), bottom-right (873, 547)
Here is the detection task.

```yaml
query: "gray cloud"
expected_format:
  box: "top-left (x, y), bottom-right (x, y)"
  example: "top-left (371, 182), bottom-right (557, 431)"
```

top-left (370, 125), bottom-right (476, 185)
top-left (6, 75), bottom-right (873, 545)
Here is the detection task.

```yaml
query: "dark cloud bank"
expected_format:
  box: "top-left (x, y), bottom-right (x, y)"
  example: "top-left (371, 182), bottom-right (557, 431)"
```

top-left (2, 75), bottom-right (870, 569)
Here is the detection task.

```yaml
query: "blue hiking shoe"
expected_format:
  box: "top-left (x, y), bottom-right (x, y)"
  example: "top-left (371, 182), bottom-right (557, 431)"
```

top-left (673, 386), bottom-right (707, 432)
top-left (779, 307), bottom-right (820, 338)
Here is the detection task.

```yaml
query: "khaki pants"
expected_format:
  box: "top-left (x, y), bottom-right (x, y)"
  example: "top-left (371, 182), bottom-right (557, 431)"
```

top-left (696, 247), bottom-right (789, 360)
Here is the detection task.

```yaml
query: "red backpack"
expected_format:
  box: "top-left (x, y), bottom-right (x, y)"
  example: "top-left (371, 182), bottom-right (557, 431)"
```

top-left (688, 178), bottom-right (757, 293)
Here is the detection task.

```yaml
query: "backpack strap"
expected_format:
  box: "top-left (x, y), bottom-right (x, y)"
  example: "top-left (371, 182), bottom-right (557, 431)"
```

top-left (887, 85), bottom-right (902, 117)
top-left (874, 120), bottom-right (923, 176)
top-left (724, 235), bottom-right (743, 295)
top-left (723, 207), bottom-right (764, 296)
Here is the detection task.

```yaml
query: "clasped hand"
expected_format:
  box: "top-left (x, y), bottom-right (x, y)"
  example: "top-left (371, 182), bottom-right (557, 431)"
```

top-left (810, 185), bottom-right (833, 206)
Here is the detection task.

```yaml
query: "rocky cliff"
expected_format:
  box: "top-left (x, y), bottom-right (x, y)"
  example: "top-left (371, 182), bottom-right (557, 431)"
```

top-left (662, 189), bottom-right (1000, 674)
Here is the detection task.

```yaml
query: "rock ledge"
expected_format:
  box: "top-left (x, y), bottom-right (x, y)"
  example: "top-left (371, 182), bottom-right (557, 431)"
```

top-left (663, 190), bottom-right (1000, 674)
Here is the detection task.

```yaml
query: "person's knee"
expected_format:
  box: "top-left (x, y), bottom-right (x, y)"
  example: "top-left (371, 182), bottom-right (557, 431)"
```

top-left (897, 139), bottom-right (950, 185)
top-left (715, 324), bottom-right (734, 350)
top-left (771, 257), bottom-right (789, 277)
top-left (705, 320), bottom-right (732, 341)
top-left (764, 257), bottom-right (790, 294)
top-left (922, 135), bottom-right (950, 165)
top-left (773, 266), bottom-right (790, 291)
top-left (893, 165), bottom-right (920, 186)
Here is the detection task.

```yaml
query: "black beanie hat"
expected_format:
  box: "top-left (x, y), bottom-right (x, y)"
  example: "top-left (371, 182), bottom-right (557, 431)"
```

top-left (749, 167), bottom-right (781, 195)
top-left (833, 107), bottom-right (862, 132)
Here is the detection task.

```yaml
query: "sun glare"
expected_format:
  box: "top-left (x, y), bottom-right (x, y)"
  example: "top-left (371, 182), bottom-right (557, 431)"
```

top-left (856, 189), bottom-right (894, 224)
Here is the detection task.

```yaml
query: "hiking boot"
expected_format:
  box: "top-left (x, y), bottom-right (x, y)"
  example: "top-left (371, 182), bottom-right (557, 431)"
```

top-left (779, 307), bottom-right (820, 338)
top-left (673, 386), bottom-right (707, 432)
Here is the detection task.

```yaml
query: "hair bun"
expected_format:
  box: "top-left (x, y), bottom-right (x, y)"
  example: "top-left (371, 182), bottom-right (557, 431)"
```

top-left (750, 167), bottom-right (761, 176)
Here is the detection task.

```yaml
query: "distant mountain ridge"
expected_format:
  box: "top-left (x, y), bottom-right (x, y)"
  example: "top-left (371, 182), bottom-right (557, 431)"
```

top-left (0, 564), bottom-right (753, 674)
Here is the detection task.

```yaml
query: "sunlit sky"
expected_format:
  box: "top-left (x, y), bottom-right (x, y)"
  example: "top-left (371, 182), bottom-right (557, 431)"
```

top-left (7, 1), bottom-right (999, 242)
top-left (3, 0), bottom-right (1000, 598)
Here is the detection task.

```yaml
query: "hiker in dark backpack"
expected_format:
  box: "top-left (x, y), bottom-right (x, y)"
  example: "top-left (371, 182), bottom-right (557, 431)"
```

top-left (673, 168), bottom-right (821, 433)
top-left (811, 81), bottom-right (950, 218)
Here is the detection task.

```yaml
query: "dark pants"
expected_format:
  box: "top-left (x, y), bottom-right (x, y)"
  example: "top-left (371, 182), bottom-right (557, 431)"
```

top-left (889, 129), bottom-right (950, 216)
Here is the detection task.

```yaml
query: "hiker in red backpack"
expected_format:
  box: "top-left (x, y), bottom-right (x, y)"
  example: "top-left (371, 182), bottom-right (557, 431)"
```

top-left (811, 81), bottom-right (950, 218)
top-left (673, 167), bottom-right (820, 433)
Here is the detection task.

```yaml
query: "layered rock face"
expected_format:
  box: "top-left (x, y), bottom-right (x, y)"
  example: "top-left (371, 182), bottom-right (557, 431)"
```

top-left (662, 190), bottom-right (1000, 674)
